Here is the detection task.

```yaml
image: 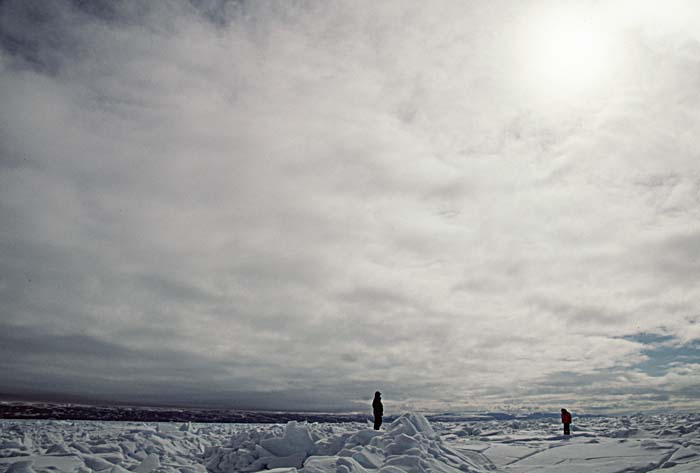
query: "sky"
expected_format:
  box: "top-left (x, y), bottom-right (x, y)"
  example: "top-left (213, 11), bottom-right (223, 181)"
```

top-left (1, 0), bottom-right (700, 414)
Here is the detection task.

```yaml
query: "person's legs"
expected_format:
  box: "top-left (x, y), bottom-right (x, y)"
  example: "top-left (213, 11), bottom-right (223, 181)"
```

top-left (374, 415), bottom-right (382, 430)
top-left (564, 423), bottom-right (570, 435)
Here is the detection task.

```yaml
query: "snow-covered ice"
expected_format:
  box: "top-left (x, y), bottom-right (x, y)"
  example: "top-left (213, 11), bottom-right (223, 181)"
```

top-left (1, 412), bottom-right (699, 472)
top-left (203, 413), bottom-right (492, 473)
top-left (440, 413), bottom-right (700, 473)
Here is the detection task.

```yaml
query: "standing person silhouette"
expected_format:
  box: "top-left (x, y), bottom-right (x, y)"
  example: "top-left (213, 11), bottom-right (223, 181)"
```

top-left (372, 391), bottom-right (383, 430)
top-left (561, 408), bottom-right (572, 435)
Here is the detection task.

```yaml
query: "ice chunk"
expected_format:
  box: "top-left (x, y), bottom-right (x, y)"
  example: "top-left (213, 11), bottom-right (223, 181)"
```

top-left (6, 460), bottom-right (37, 473)
top-left (385, 433), bottom-right (423, 456)
top-left (266, 451), bottom-right (308, 469)
top-left (45, 443), bottom-right (76, 455)
top-left (345, 430), bottom-right (383, 448)
top-left (388, 413), bottom-right (437, 440)
top-left (351, 447), bottom-right (384, 469)
top-left (261, 422), bottom-right (315, 457)
top-left (336, 456), bottom-right (369, 473)
top-left (133, 453), bottom-right (161, 473)
top-left (377, 466), bottom-right (407, 473)
top-left (180, 422), bottom-right (193, 432)
top-left (313, 433), bottom-right (353, 456)
top-left (90, 443), bottom-right (122, 454)
top-left (303, 456), bottom-right (339, 473)
top-left (82, 454), bottom-right (117, 471)
top-left (107, 465), bottom-right (132, 473)
top-left (0, 441), bottom-right (25, 450)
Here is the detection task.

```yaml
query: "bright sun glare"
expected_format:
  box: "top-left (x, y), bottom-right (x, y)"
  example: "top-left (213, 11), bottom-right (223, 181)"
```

top-left (525, 10), bottom-right (612, 96)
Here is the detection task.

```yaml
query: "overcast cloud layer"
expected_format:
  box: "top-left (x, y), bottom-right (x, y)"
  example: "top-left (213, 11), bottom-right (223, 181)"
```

top-left (1, 0), bottom-right (700, 413)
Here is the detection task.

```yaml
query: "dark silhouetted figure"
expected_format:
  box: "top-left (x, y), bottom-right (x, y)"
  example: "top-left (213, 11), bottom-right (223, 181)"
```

top-left (372, 391), bottom-right (383, 430)
top-left (561, 408), bottom-right (572, 435)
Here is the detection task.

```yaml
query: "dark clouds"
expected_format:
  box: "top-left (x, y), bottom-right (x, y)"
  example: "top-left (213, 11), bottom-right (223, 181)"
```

top-left (1, 0), bottom-right (700, 413)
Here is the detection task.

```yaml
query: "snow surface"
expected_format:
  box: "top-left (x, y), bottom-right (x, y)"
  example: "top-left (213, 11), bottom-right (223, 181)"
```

top-left (1, 412), bottom-right (699, 473)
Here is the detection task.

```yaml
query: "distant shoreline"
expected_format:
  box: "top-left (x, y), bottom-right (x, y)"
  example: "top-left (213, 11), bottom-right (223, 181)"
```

top-left (0, 402), bottom-right (370, 424)
top-left (0, 401), bottom-right (620, 424)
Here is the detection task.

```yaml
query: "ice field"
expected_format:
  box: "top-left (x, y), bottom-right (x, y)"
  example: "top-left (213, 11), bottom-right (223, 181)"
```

top-left (1, 412), bottom-right (699, 473)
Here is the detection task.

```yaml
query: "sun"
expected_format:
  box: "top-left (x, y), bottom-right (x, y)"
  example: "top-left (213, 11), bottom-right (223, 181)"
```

top-left (523, 9), bottom-right (612, 96)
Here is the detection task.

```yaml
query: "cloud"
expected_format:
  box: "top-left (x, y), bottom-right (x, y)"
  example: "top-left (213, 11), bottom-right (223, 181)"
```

top-left (1, 0), bottom-right (700, 412)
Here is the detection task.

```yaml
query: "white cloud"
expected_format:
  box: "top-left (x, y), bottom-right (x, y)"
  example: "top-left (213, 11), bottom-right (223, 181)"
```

top-left (1, 0), bottom-right (699, 412)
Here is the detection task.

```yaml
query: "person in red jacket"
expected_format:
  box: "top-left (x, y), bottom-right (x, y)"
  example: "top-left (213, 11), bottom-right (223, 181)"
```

top-left (561, 408), bottom-right (572, 435)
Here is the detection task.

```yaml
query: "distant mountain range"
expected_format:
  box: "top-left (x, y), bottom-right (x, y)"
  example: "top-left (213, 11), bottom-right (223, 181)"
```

top-left (0, 401), bottom-right (602, 423)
